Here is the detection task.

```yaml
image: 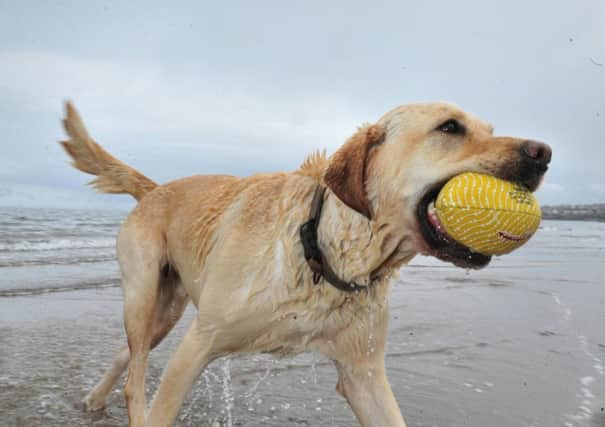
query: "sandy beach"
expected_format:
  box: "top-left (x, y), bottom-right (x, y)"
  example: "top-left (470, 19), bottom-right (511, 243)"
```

top-left (1, 210), bottom-right (604, 426)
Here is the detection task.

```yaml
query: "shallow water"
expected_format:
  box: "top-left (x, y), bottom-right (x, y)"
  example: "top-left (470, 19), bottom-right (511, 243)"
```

top-left (0, 207), bottom-right (604, 426)
top-left (0, 207), bottom-right (122, 295)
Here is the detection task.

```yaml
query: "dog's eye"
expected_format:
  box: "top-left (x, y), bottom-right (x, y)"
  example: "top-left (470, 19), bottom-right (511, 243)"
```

top-left (437, 119), bottom-right (465, 135)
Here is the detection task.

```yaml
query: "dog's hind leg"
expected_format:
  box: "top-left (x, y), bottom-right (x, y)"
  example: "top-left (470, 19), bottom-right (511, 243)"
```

top-left (115, 223), bottom-right (169, 427)
top-left (83, 269), bottom-right (190, 412)
top-left (83, 346), bottom-right (130, 411)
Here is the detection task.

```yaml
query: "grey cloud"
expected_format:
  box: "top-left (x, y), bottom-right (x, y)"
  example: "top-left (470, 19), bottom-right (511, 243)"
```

top-left (0, 0), bottom-right (603, 207)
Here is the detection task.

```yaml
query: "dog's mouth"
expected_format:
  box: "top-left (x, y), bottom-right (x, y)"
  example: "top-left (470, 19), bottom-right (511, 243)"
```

top-left (415, 180), bottom-right (492, 269)
top-left (415, 152), bottom-right (549, 269)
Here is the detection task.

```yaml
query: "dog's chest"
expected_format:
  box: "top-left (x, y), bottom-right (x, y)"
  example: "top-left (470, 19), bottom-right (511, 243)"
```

top-left (249, 284), bottom-right (390, 358)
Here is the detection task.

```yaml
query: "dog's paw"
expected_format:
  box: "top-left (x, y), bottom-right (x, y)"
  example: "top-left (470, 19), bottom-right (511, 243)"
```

top-left (82, 392), bottom-right (106, 412)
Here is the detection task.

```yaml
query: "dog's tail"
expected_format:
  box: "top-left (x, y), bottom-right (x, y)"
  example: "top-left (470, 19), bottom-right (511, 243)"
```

top-left (60, 102), bottom-right (158, 201)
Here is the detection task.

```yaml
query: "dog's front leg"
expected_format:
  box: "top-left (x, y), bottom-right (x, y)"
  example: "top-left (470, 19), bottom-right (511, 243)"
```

top-left (145, 319), bottom-right (216, 427)
top-left (335, 358), bottom-right (407, 427)
top-left (322, 298), bottom-right (407, 427)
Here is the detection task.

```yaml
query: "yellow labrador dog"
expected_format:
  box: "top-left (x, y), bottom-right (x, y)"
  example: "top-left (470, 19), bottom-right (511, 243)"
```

top-left (60, 102), bottom-right (550, 427)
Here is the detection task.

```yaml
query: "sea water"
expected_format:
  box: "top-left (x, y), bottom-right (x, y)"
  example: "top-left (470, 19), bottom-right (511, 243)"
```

top-left (0, 206), bottom-right (604, 426)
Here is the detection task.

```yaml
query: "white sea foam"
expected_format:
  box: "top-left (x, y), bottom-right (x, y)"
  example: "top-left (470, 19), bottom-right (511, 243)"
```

top-left (0, 237), bottom-right (115, 252)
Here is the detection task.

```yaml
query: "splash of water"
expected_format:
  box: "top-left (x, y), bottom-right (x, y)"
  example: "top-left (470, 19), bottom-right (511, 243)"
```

top-left (243, 358), bottom-right (273, 411)
top-left (310, 353), bottom-right (318, 385)
top-left (221, 358), bottom-right (234, 427)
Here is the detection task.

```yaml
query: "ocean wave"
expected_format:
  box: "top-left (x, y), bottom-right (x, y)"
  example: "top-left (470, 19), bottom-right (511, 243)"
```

top-left (0, 254), bottom-right (116, 268)
top-left (0, 237), bottom-right (116, 252)
top-left (0, 278), bottom-right (121, 297)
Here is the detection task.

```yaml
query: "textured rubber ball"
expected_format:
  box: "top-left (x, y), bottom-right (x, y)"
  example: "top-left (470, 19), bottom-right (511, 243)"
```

top-left (435, 172), bottom-right (542, 255)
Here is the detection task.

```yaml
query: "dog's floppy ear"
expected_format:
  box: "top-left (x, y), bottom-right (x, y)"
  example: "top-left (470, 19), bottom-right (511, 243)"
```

top-left (324, 123), bottom-right (386, 219)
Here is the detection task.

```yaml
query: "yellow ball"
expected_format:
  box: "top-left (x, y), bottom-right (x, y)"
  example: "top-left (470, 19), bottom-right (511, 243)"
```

top-left (434, 172), bottom-right (541, 256)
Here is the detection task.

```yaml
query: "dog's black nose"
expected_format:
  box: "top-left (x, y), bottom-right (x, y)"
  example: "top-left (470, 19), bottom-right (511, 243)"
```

top-left (520, 140), bottom-right (552, 166)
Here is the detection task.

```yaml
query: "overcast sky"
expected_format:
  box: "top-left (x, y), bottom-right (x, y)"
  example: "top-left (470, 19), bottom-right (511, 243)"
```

top-left (0, 0), bottom-right (603, 209)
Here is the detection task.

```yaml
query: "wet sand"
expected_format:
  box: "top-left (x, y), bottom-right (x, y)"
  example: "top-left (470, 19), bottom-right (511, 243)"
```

top-left (1, 221), bottom-right (605, 426)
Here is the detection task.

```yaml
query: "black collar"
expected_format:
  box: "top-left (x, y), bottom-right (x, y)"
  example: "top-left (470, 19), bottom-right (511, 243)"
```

top-left (300, 186), bottom-right (374, 292)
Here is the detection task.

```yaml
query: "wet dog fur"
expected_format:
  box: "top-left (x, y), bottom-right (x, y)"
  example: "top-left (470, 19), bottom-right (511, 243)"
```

top-left (60, 101), bottom-right (549, 426)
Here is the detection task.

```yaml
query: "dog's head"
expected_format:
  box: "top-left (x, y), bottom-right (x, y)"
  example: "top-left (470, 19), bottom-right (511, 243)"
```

top-left (324, 102), bottom-right (551, 269)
